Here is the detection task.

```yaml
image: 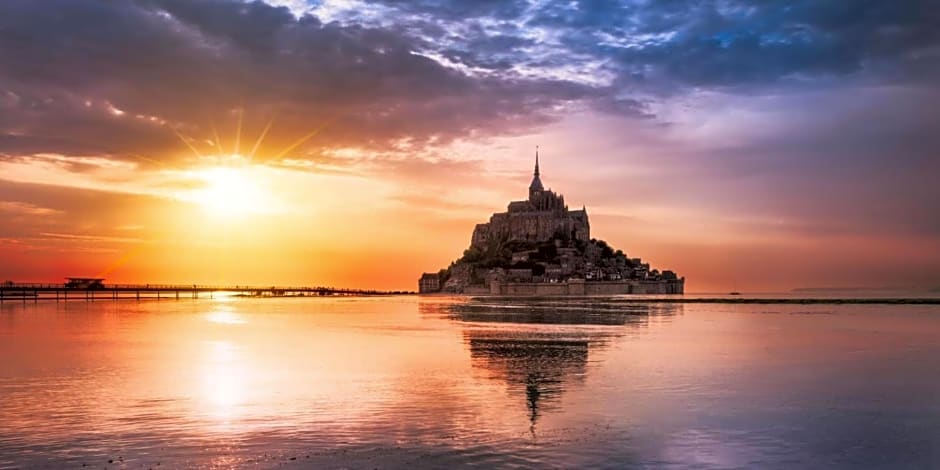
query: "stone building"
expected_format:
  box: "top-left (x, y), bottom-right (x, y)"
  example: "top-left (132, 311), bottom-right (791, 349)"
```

top-left (418, 273), bottom-right (440, 293)
top-left (471, 152), bottom-right (590, 247)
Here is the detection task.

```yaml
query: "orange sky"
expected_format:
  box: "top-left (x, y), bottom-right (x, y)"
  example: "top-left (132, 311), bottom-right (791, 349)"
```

top-left (1, 116), bottom-right (937, 293)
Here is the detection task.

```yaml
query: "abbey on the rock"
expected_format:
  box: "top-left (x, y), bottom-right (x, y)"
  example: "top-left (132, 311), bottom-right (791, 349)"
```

top-left (419, 151), bottom-right (684, 296)
top-left (471, 152), bottom-right (591, 248)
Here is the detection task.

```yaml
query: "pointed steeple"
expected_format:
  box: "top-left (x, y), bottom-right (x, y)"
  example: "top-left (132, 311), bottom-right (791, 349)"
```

top-left (534, 146), bottom-right (540, 177)
top-left (529, 146), bottom-right (544, 196)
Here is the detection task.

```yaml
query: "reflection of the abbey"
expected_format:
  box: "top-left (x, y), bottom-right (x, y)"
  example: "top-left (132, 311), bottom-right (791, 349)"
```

top-left (420, 298), bottom-right (681, 427)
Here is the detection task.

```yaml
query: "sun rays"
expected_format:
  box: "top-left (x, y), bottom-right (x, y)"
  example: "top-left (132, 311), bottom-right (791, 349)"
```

top-left (171, 108), bottom-right (337, 166)
top-left (165, 108), bottom-right (338, 217)
top-left (248, 117), bottom-right (275, 158)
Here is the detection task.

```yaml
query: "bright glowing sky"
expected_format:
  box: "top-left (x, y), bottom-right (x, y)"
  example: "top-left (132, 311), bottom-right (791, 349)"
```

top-left (1, 0), bottom-right (938, 292)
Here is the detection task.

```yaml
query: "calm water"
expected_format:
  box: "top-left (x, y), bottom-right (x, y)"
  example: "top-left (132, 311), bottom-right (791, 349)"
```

top-left (1, 296), bottom-right (939, 469)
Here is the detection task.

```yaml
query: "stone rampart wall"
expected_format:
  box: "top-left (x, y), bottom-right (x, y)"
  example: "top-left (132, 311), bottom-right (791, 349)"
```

top-left (486, 279), bottom-right (683, 296)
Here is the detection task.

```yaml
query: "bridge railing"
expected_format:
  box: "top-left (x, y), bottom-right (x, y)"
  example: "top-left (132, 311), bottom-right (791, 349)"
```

top-left (0, 282), bottom-right (409, 295)
top-left (3, 282), bottom-right (329, 290)
top-left (1, 283), bottom-right (65, 289)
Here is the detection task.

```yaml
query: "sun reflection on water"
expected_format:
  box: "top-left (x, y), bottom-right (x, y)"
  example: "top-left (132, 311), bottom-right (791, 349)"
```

top-left (206, 307), bottom-right (246, 325)
top-left (202, 340), bottom-right (245, 424)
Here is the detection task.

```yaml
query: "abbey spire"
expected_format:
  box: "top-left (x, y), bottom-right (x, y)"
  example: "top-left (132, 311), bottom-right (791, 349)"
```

top-left (534, 147), bottom-right (540, 177)
top-left (529, 147), bottom-right (544, 196)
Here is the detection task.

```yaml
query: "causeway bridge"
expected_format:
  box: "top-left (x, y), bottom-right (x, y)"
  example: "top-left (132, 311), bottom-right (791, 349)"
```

top-left (0, 282), bottom-right (411, 302)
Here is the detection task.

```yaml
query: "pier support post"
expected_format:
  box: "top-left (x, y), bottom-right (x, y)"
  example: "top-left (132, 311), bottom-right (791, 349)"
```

top-left (136, 291), bottom-right (140, 301)
top-left (176, 290), bottom-right (179, 300)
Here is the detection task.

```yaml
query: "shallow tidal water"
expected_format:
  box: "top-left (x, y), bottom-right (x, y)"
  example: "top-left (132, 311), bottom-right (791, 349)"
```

top-left (1, 295), bottom-right (939, 469)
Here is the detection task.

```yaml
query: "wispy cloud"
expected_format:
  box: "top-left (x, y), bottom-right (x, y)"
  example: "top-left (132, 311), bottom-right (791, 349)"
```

top-left (0, 201), bottom-right (62, 216)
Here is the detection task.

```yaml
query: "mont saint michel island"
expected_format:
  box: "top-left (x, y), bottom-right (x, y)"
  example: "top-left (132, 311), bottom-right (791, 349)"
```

top-left (419, 153), bottom-right (685, 295)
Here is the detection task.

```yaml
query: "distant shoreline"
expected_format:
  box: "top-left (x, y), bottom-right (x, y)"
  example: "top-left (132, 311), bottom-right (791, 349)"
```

top-left (469, 296), bottom-right (940, 305)
top-left (791, 286), bottom-right (928, 292)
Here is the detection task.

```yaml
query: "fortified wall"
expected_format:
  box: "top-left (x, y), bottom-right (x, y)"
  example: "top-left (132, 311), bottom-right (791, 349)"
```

top-left (489, 278), bottom-right (685, 296)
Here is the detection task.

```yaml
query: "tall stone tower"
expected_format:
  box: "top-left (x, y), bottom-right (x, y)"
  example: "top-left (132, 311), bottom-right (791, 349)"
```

top-left (529, 148), bottom-right (544, 201)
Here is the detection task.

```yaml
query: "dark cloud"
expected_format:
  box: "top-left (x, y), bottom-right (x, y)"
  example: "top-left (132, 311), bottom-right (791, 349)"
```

top-left (1, 0), bottom-right (937, 290)
top-left (0, 0), bottom-right (937, 165)
top-left (373, 0), bottom-right (940, 90)
top-left (0, 0), bottom-right (596, 163)
top-left (616, 0), bottom-right (939, 88)
top-left (370, 0), bottom-right (528, 21)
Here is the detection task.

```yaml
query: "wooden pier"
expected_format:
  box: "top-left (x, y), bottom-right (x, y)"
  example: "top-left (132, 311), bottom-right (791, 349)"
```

top-left (0, 282), bottom-right (411, 303)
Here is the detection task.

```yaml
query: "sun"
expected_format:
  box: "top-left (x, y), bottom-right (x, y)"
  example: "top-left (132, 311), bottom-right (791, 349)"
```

top-left (192, 160), bottom-right (272, 217)
top-left (170, 109), bottom-right (328, 218)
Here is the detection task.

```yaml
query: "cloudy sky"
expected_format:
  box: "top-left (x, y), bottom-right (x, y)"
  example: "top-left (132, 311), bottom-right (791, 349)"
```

top-left (1, 0), bottom-right (938, 292)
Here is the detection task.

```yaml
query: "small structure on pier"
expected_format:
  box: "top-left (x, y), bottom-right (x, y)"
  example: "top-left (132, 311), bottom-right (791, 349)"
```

top-left (65, 277), bottom-right (105, 289)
